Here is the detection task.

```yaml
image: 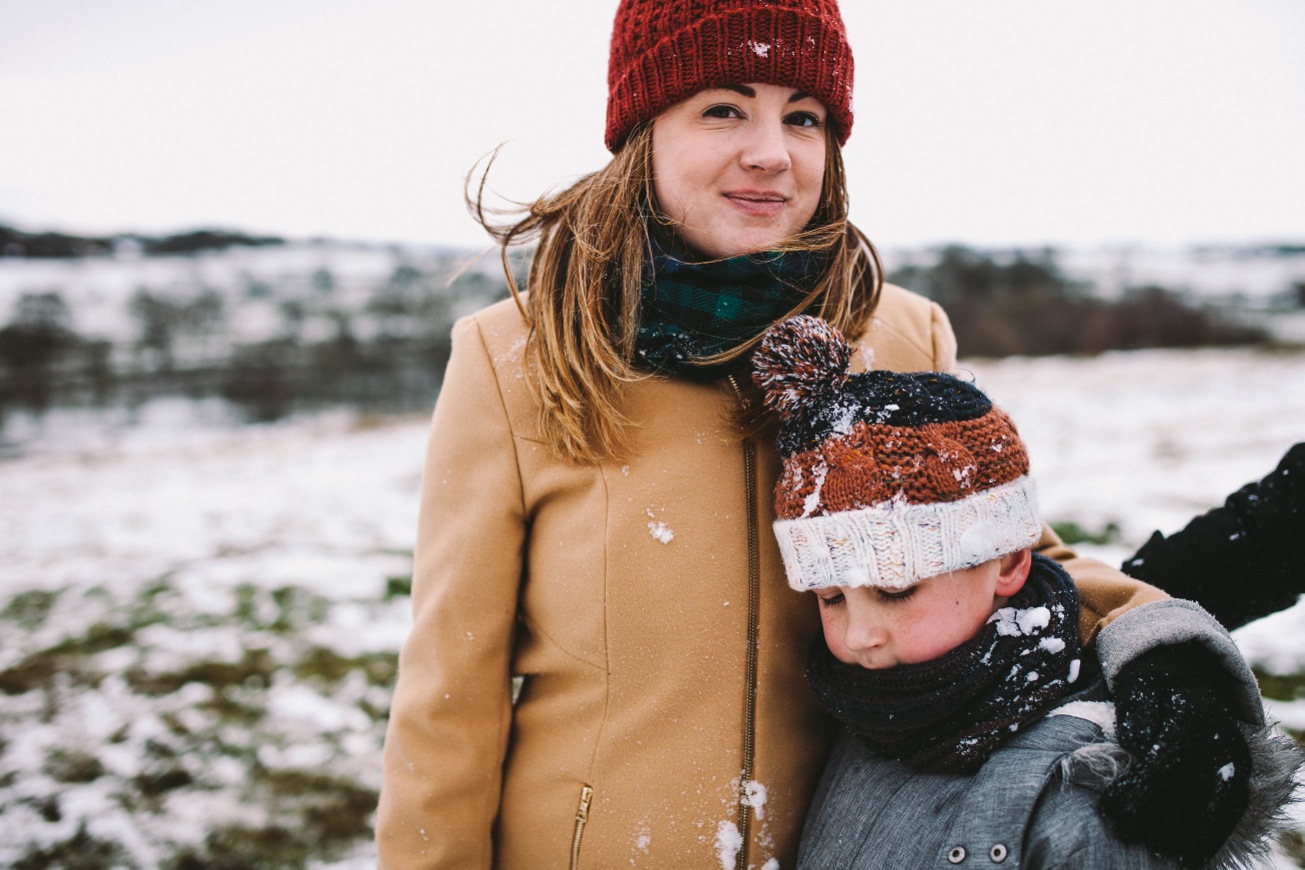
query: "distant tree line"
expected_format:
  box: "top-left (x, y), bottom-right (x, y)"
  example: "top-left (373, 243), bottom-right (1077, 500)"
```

top-left (0, 256), bottom-right (515, 425)
top-left (0, 239), bottom-right (1279, 430)
top-left (889, 246), bottom-right (1268, 357)
top-left (0, 224), bottom-right (284, 258)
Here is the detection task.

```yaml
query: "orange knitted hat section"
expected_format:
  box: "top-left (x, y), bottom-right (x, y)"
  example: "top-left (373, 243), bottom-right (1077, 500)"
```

top-left (773, 410), bottom-right (1032, 521)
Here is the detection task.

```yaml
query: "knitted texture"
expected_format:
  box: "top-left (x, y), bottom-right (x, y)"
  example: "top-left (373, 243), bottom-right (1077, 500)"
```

top-left (751, 314), bottom-right (849, 418)
top-left (753, 315), bottom-right (1041, 589)
top-left (605, 0), bottom-right (855, 151)
top-left (775, 477), bottom-right (1042, 591)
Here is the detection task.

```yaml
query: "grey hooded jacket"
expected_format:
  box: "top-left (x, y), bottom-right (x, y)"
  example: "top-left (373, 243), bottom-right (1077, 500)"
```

top-left (798, 600), bottom-right (1302, 870)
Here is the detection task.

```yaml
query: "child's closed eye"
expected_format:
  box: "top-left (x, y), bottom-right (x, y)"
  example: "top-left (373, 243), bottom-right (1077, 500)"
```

top-left (875, 586), bottom-right (919, 604)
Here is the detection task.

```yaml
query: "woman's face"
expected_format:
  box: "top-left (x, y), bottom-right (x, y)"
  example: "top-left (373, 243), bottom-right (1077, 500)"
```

top-left (651, 82), bottom-right (827, 260)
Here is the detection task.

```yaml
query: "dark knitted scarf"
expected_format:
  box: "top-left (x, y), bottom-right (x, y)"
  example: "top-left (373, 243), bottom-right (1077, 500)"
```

top-left (806, 554), bottom-right (1083, 774)
top-left (634, 242), bottom-right (827, 381)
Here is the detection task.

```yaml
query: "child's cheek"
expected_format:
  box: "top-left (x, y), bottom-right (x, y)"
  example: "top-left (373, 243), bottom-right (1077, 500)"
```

top-left (818, 607), bottom-right (848, 660)
top-left (897, 606), bottom-right (959, 665)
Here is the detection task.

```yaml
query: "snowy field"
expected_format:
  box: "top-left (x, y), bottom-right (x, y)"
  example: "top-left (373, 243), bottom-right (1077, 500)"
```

top-left (2, 346), bottom-right (1304, 867)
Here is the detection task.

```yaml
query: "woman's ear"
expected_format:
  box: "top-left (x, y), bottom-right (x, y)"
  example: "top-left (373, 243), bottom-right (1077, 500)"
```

top-left (994, 548), bottom-right (1033, 597)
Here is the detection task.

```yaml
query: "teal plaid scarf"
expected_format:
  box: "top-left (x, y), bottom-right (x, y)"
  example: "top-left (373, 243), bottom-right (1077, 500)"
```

top-left (634, 243), bottom-right (828, 381)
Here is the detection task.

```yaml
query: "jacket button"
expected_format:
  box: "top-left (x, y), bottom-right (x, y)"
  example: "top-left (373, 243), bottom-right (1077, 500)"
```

top-left (947, 846), bottom-right (966, 864)
top-left (990, 843), bottom-right (1008, 863)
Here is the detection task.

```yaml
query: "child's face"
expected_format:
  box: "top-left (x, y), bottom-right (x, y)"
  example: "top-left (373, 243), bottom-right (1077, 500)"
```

top-left (815, 554), bottom-right (1028, 669)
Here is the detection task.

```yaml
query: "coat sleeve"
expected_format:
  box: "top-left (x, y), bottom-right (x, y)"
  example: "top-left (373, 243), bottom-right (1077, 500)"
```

top-left (1022, 779), bottom-right (1177, 870)
top-left (1035, 525), bottom-right (1168, 646)
top-left (923, 299), bottom-right (1169, 645)
top-left (376, 315), bottom-right (526, 869)
top-left (1095, 599), bottom-right (1266, 726)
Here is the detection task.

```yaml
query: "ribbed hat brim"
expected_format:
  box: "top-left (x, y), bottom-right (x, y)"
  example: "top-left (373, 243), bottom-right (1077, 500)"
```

top-left (773, 476), bottom-right (1042, 590)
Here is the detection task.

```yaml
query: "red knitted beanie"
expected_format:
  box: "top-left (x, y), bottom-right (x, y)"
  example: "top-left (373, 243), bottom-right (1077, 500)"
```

top-left (605, 0), bottom-right (854, 152)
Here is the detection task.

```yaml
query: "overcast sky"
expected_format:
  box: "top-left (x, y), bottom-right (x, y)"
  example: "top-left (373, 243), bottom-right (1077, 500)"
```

top-left (2, 1), bottom-right (1303, 250)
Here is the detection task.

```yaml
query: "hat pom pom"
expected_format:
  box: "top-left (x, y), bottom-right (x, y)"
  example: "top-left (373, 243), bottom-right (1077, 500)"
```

top-left (752, 315), bottom-right (852, 420)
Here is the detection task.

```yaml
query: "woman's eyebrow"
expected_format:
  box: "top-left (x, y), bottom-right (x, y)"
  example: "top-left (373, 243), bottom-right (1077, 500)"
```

top-left (719, 84), bottom-right (816, 103)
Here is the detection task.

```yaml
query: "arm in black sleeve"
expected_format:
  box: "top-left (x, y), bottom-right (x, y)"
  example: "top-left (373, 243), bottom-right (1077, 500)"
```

top-left (1122, 442), bottom-right (1305, 630)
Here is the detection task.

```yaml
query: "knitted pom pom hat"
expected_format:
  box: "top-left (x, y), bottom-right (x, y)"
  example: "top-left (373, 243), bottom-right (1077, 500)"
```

top-left (752, 315), bottom-right (1042, 591)
top-left (605, 0), bottom-right (855, 152)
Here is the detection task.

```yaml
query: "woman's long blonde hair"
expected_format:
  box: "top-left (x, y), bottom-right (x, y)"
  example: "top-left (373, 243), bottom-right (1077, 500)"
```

top-left (469, 121), bottom-right (883, 464)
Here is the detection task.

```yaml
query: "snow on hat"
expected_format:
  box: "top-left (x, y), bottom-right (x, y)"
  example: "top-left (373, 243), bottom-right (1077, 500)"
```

top-left (752, 315), bottom-right (1042, 591)
top-left (604, 0), bottom-right (855, 152)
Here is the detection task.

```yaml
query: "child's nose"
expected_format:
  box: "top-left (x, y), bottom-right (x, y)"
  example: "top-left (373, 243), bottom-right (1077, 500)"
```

top-left (842, 611), bottom-right (886, 651)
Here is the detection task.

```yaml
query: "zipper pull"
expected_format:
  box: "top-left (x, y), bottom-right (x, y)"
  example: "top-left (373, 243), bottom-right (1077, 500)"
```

top-left (726, 374), bottom-right (752, 410)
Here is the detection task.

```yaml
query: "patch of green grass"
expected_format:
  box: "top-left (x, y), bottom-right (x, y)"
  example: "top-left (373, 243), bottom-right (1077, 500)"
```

top-left (44, 749), bottom-right (105, 784)
top-left (0, 656), bottom-right (57, 696)
top-left (293, 646), bottom-right (396, 689)
top-left (384, 574), bottom-right (412, 599)
top-left (232, 584), bottom-right (331, 633)
top-left (261, 769), bottom-right (379, 845)
top-left (1279, 829), bottom-right (1305, 868)
top-left (126, 647), bottom-right (277, 696)
top-left (1253, 668), bottom-right (1305, 702)
top-left (0, 626), bottom-right (132, 696)
top-left (132, 766), bottom-right (194, 798)
top-left (169, 824), bottom-right (307, 870)
top-left (201, 686), bottom-right (279, 729)
top-left (164, 773), bottom-right (379, 869)
top-left (49, 622), bottom-right (135, 665)
top-left (11, 824), bottom-right (130, 870)
top-left (1, 589), bottom-right (61, 630)
top-left (1051, 520), bottom-right (1121, 546)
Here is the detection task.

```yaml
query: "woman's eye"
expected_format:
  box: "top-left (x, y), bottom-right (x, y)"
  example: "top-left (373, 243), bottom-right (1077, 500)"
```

top-left (703, 104), bottom-right (743, 120)
top-left (786, 111), bottom-right (823, 128)
top-left (876, 586), bottom-right (918, 604)
top-left (817, 593), bottom-right (845, 609)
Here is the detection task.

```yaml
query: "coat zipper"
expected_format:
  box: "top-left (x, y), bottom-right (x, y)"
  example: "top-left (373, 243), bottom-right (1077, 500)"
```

top-left (570, 784), bottom-right (594, 870)
top-left (737, 437), bottom-right (761, 870)
top-left (728, 375), bottom-right (762, 870)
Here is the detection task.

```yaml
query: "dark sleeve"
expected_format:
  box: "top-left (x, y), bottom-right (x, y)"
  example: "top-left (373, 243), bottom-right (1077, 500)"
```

top-left (1122, 442), bottom-right (1305, 630)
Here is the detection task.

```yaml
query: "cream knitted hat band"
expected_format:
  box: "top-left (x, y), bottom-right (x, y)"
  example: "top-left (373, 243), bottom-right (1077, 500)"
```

top-left (773, 474), bottom-right (1042, 591)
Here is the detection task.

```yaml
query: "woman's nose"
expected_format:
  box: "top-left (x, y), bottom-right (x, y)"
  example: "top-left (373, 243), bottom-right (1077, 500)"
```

top-left (739, 120), bottom-right (792, 173)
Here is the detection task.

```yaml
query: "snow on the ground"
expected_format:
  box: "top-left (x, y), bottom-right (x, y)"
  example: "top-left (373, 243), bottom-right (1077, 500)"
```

top-left (1, 345), bottom-right (1303, 866)
top-left (966, 347), bottom-right (1305, 546)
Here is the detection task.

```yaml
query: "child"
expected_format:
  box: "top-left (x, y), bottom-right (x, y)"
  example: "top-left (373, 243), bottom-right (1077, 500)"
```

top-left (751, 315), bottom-right (1302, 869)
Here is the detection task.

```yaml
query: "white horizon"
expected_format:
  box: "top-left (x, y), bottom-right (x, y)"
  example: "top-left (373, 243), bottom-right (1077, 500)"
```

top-left (2, 1), bottom-right (1303, 251)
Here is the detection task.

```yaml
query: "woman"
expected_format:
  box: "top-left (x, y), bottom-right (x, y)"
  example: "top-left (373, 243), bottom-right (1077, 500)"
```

top-left (377, 2), bottom-right (1253, 867)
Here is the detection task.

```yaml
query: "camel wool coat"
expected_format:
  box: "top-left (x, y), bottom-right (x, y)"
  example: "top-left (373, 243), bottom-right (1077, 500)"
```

top-left (375, 284), bottom-right (1166, 869)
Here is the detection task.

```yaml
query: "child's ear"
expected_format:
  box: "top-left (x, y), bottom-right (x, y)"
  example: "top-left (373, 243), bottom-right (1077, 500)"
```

top-left (994, 548), bottom-right (1033, 597)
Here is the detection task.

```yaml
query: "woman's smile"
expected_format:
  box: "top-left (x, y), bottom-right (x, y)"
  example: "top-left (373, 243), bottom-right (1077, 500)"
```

top-left (722, 189), bottom-right (789, 217)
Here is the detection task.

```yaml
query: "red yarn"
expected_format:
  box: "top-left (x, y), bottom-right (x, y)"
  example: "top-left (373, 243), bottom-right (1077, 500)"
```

top-left (773, 413), bottom-right (1032, 520)
top-left (605, 0), bottom-right (855, 152)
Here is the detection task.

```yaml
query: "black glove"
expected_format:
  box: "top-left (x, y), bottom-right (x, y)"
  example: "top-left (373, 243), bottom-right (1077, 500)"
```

top-left (1099, 641), bottom-right (1251, 868)
top-left (1123, 442), bottom-right (1305, 630)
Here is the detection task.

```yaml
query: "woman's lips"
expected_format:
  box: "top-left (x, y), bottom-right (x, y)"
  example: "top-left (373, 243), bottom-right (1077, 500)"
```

top-left (723, 191), bottom-right (787, 217)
